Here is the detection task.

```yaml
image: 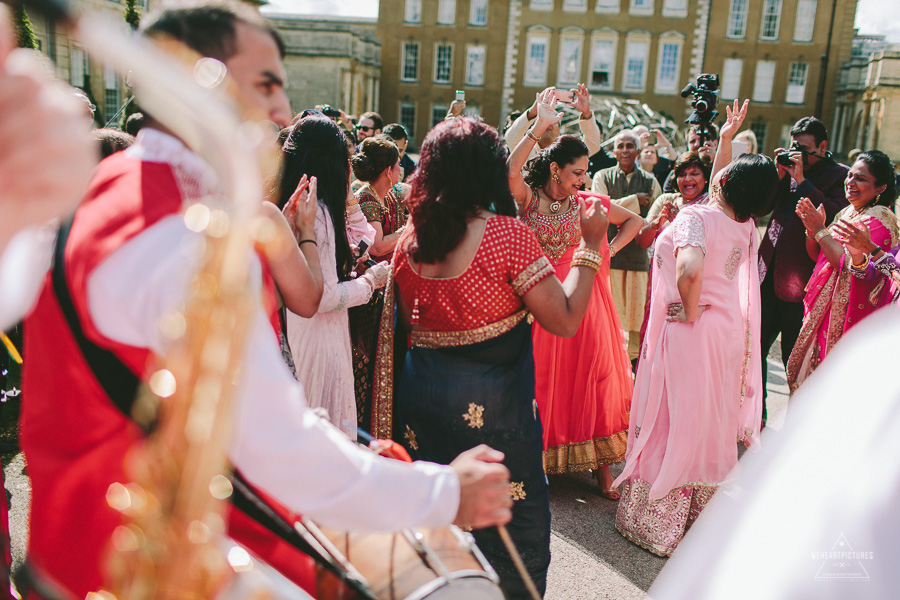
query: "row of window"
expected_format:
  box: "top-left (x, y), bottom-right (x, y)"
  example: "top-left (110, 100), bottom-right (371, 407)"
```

top-left (404, 0), bottom-right (489, 26)
top-left (529, 0), bottom-right (688, 18)
top-left (721, 58), bottom-right (810, 104)
top-left (395, 101), bottom-right (482, 140)
top-left (727, 0), bottom-right (818, 42)
top-left (401, 42), bottom-right (488, 87)
top-left (523, 29), bottom-right (685, 94)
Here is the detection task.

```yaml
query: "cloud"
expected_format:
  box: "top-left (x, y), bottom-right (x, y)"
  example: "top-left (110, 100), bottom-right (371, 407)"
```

top-left (261, 0), bottom-right (379, 18)
top-left (855, 0), bottom-right (900, 42)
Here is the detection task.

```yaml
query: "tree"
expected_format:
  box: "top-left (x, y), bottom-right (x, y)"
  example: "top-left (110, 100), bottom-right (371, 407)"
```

top-left (123, 0), bottom-right (141, 31)
top-left (14, 4), bottom-right (37, 49)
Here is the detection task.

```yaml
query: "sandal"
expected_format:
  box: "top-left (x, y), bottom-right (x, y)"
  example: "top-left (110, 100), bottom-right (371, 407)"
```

top-left (592, 469), bottom-right (620, 501)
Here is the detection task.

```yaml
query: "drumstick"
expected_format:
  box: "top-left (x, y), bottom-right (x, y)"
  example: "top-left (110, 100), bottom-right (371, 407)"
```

top-left (497, 525), bottom-right (542, 600)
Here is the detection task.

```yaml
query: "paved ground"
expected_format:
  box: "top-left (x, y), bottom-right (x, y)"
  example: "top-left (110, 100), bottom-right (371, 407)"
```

top-left (2, 353), bottom-right (791, 598)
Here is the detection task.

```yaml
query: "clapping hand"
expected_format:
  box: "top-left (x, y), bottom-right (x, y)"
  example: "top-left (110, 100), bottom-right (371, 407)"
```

top-left (282, 174), bottom-right (318, 240)
top-left (833, 217), bottom-right (878, 258)
top-left (796, 197), bottom-right (825, 235)
top-left (578, 196), bottom-right (609, 248)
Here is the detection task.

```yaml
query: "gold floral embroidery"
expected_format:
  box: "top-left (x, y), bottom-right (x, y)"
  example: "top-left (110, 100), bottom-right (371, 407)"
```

top-left (404, 425), bottom-right (419, 451)
top-left (511, 257), bottom-right (555, 296)
top-left (411, 310), bottom-right (528, 349)
top-left (509, 481), bottom-right (526, 501)
top-left (462, 403), bottom-right (485, 429)
top-left (724, 245), bottom-right (742, 280)
top-left (542, 430), bottom-right (628, 474)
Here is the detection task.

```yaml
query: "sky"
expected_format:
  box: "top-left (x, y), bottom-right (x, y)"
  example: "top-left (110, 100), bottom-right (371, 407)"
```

top-left (261, 0), bottom-right (899, 43)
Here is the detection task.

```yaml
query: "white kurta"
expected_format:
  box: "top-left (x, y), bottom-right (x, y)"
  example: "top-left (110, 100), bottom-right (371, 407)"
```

top-left (287, 205), bottom-right (374, 439)
top-left (79, 129), bottom-right (459, 531)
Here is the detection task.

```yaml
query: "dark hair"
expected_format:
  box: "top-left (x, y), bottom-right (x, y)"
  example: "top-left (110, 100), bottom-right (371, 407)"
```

top-left (523, 135), bottom-right (589, 188)
top-left (406, 117), bottom-right (517, 263)
top-left (790, 116), bottom-right (828, 146)
top-left (383, 123), bottom-right (409, 141)
top-left (124, 112), bottom-right (144, 137)
top-left (141, 0), bottom-right (285, 62)
top-left (688, 122), bottom-right (719, 140)
top-left (503, 111), bottom-right (522, 134)
top-left (93, 128), bottom-right (135, 159)
top-left (672, 151), bottom-right (712, 192)
top-left (720, 154), bottom-right (779, 223)
top-left (351, 136), bottom-right (399, 182)
top-left (855, 150), bottom-right (897, 207)
top-left (280, 117), bottom-right (354, 281)
top-left (358, 111), bottom-right (383, 131)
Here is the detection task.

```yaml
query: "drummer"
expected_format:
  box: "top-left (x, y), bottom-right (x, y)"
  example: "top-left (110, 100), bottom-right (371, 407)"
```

top-left (17, 2), bottom-right (512, 597)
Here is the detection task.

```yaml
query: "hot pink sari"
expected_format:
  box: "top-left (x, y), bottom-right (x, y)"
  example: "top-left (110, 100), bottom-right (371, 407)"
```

top-left (787, 205), bottom-right (898, 392)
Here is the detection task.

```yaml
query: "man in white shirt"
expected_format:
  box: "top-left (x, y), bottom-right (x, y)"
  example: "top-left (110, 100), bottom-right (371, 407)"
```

top-left (18, 2), bottom-right (511, 596)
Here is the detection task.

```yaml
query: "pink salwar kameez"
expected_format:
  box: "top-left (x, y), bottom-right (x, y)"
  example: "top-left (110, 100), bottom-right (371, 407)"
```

top-left (612, 204), bottom-right (763, 556)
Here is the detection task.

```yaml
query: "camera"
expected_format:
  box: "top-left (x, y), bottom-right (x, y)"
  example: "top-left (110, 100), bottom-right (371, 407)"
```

top-left (320, 105), bottom-right (341, 119)
top-left (680, 74), bottom-right (720, 142)
top-left (776, 141), bottom-right (806, 167)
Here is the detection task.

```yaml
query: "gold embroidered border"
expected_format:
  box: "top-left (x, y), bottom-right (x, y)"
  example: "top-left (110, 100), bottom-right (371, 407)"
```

top-left (542, 430), bottom-right (628, 475)
top-left (786, 260), bottom-right (840, 394)
top-left (410, 310), bottom-right (528, 349)
top-left (370, 245), bottom-right (403, 440)
top-left (511, 256), bottom-right (554, 296)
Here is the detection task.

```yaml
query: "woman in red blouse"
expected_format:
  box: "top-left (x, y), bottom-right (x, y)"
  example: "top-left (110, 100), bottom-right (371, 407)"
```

top-left (371, 116), bottom-right (609, 599)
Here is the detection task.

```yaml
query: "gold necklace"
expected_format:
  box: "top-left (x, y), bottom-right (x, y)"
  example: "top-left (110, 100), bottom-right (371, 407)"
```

top-left (544, 190), bottom-right (574, 214)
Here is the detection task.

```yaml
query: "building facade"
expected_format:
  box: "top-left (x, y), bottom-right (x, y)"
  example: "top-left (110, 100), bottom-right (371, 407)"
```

top-left (379, 0), bottom-right (858, 154)
top-left (268, 14), bottom-right (381, 118)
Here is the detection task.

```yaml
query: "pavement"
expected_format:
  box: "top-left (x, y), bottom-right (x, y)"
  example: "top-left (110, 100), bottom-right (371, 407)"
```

top-left (2, 353), bottom-right (791, 599)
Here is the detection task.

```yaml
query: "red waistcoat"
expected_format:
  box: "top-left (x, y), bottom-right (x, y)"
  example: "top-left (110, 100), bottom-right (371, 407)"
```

top-left (21, 151), bottom-right (313, 597)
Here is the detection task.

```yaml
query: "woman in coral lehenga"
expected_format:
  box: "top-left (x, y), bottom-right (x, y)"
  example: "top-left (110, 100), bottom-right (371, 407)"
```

top-left (507, 107), bottom-right (642, 499)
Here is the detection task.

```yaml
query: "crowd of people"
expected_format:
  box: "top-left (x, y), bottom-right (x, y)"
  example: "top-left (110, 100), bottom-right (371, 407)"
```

top-left (1, 1), bottom-right (899, 598)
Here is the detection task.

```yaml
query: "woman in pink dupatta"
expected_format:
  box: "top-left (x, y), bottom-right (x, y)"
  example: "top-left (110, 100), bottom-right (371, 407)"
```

top-left (787, 150), bottom-right (898, 393)
top-left (613, 101), bottom-right (779, 556)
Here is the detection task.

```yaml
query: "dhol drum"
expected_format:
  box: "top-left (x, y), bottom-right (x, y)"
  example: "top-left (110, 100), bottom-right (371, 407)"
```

top-left (300, 519), bottom-right (504, 600)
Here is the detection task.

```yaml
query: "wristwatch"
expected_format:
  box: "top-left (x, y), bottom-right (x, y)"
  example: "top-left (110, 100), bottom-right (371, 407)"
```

top-left (869, 246), bottom-right (884, 259)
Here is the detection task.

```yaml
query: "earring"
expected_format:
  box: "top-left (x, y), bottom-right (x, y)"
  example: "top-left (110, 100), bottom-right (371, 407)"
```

top-left (553, 173), bottom-right (562, 184)
top-left (876, 192), bottom-right (882, 203)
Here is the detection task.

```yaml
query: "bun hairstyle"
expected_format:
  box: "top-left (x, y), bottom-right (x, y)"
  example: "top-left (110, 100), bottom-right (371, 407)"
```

top-left (523, 134), bottom-right (589, 189)
top-left (719, 153), bottom-right (779, 223)
top-left (855, 150), bottom-right (897, 207)
top-left (351, 136), bottom-right (399, 182)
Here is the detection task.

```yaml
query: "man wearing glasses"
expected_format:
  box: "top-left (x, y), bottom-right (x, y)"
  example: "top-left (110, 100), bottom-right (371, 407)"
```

top-left (356, 110), bottom-right (382, 142)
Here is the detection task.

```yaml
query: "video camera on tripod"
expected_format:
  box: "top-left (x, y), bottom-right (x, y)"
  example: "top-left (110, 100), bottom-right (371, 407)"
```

top-left (680, 74), bottom-right (720, 145)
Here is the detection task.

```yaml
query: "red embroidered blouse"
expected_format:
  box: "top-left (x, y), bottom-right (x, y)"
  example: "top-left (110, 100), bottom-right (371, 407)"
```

top-left (394, 216), bottom-right (553, 332)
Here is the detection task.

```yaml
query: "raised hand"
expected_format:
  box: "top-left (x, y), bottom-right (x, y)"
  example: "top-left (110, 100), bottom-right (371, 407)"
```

top-left (533, 89), bottom-right (563, 133)
top-left (572, 83), bottom-right (592, 119)
top-left (282, 174), bottom-right (318, 239)
top-left (796, 197), bottom-right (826, 234)
top-left (719, 99), bottom-right (749, 140)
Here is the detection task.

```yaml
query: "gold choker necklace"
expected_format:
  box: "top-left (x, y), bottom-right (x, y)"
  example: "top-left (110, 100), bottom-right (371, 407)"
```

top-left (549, 195), bottom-right (575, 214)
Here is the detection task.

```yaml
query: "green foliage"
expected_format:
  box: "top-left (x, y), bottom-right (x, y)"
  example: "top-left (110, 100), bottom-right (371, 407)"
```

top-left (124, 0), bottom-right (142, 31)
top-left (14, 4), bottom-right (37, 50)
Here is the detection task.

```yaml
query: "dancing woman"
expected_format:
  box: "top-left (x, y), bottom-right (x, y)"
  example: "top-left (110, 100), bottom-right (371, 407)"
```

top-left (613, 101), bottom-right (778, 556)
top-left (507, 92), bottom-right (642, 498)
top-left (374, 116), bottom-right (609, 598)
top-left (788, 150), bottom-right (898, 392)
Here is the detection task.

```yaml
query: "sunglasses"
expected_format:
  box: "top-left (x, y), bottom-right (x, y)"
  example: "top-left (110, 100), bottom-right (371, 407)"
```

top-left (357, 125), bottom-right (373, 132)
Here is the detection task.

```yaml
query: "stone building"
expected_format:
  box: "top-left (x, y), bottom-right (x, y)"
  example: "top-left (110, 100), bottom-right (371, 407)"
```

top-left (378, 0), bottom-right (859, 153)
top-left (832, 38), bottom-right (900, 162)
top-left (268, 14), bottom-right (381, 119)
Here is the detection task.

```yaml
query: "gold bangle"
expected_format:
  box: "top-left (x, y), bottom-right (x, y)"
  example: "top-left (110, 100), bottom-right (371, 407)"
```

top-left (573, 247), bottom-right (603, 262)
top-left (849, 254), bottom-right (870, 271)
top-left (609, 243), bottom-right (617, 257)
top-left (525, 129), bottom-right (541, 143)
top-left (813, 229), bottom-right (831, 243)
top-left (572, 258), bottom-right (601, 273)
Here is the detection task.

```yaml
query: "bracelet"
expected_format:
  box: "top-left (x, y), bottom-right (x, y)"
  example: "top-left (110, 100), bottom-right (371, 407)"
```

top-left (849, 254), bottom-right (870, 272)
top-left (869, 246), bottom-right (884, 259)
top-left (572, 247), bottom-right (603, 272)
top-left (609, 243), bottom-right (618, 258)
top-left (525, 129), bottom-right (541, 143)
top-left (298, 239), bottom-right (317, 247)
top-left (813, 229), bottom-right (831, 244)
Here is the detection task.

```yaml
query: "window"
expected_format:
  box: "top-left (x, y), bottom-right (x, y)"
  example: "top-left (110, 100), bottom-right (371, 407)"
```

top-left (623, 37), bottom-right (649, 91)
top-left (655, 35), bottom-right (683, 93)
top-left (588, 33), bottom-right (618, 90)
top-left (595, 0), bottom-right (620, 14)
top-left (404, 0), bottom-right (422, 23)
top-left (760, 0), bottom-right (783, 41)
top-left (530, 0), bottom-right (554, 11)
top-left (629, 0), bottom-right (653, 16)
top-left (726, 0), bottom-right (748, 39)
top-left (437, 0), bottom-right (455, 25)
top-left (563, 0), bottom-right (587, 12)
top-left (721, 58), bottom-right (743, 99)
top-left (752, 60), bottom-right (776, 102)
top-left (400, 102), bottom-right (416, 138)
top-left (557, 32), bottom-right (584, 86)
top-left (465, 45), bottom-right (486, 86)
top-left (793, 0), bottom-right (817, 42)
top-left (662, 0), bottom-right (687, 17)
top-left (469, 0), bottom-right (488, 25)
top-left (434, 44), bottom-right (453, 84)
top-left (104, 65), bottom-right (120, 123)
top-left (750, 122), bottom-right (767, 152)
top-left (786, 62), bottom-right (808, 104)
top-left (524, 30), bottom-right (550, 86)
top-left (432, 104), bottom-right (448, 127)
top-left (401, 42), bottom-right (419, 81)
top-left (70, 46), bottom-right (88, 88)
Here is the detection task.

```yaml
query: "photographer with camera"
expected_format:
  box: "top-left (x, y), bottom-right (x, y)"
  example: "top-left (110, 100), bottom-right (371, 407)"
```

top-left (758, 116), bottom-right (849, 419)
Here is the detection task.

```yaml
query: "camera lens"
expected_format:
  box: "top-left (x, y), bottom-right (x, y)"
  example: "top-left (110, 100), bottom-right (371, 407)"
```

top-left (695, 100), bottom-right (709, 113)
